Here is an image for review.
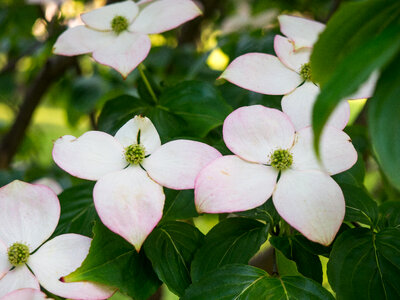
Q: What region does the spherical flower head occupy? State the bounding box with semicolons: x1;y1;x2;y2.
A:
7;242;30;266
111;15;129;34
300;63;312;81
125;144;146;165
270;149;293;170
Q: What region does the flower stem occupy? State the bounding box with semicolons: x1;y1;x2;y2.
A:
138;64;158;104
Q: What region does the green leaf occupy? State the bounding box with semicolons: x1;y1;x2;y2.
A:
334;171;378;227
328;227;400;299
98;81;231;141
97;95;151;135
143;221;204;296
291;235;332;257
369;53;400;191
191;218;269;282
312;24;400;154
311;0;400;85
161;188;198;222
235;199;280;226
340;183;378;226
270;236;322;283
65;221;161;300
159;81;232;137
379;201;400;229
54;182;96;237
183;264;334;300
275;248;301;277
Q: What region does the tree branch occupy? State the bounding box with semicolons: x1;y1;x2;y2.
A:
0;56;76;169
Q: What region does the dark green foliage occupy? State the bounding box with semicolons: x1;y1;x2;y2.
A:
270;235;323;283
65;221;161;300
191;218;269;282
144;221;204;296
328;228;400;299
184;264;334;300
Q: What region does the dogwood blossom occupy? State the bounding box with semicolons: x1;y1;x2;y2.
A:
220;15;378;130
53;0;202;77
0;181;113;299
195;105;357;245
52;115;221;250
1;288;48;300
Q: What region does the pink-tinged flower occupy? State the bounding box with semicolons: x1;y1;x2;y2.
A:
195;105;357;245
220;15;378;129
52;116;221;250
1;288;48;300
0;181;113;299
53;0;202;77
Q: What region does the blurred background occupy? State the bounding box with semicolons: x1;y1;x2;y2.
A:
0;0;394;299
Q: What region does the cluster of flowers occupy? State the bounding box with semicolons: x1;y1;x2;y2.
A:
1;0;377;298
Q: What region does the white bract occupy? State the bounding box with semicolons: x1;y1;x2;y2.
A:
195;105;357;245
53;0;202;77
52;116;221;250
220;15;378;130
0;181;113;299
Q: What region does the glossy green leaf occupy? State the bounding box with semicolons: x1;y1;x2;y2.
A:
369;53;400;191
333;171;378;227
341;183;378;226
312;24;400;154
235;199;280;226
98;81;231;141
275;248;301;277
183;264;334;300
291;235;332;257
159;80;232;137
191;218;269;282
161;188;198;222
311;0;400;85
65;221;161;300
53;182;96;237
97;95;150;135
328;227;400;299
143;221;204;296
270;236;322;283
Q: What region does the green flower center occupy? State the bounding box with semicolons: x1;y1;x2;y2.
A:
111;16;129;34
300;63;312;81
270;149;293;171
8;243;30;266
125;144;146;165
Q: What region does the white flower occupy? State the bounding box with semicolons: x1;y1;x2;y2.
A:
195;105;357;245
220;15;378;131
0;181;113;299
53;0;202;77
52;116;221;250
